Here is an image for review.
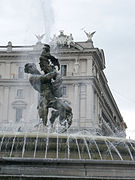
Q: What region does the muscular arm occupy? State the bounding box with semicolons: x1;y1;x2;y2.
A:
40;71;57;83
29;71;57;92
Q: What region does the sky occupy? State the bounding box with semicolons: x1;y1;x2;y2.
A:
0;0;135;138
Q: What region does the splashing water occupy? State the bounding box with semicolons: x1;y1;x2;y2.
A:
0;132;135;161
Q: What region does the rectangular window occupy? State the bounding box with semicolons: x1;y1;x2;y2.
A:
17;89;23;98
62;86;67;96
80;59;86;75
61;65;67;76
16;108;23;122
18;67;24;79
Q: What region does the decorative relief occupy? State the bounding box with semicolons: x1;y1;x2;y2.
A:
12;100;27;109
50;31;74;49
73;60;80;75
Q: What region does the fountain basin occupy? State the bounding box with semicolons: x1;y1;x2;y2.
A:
0;132;135;161
0;132;135;179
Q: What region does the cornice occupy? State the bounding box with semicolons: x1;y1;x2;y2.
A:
92;48;105;70
63;76;92;80
0;48;97;56
104;82;123;121
0;79;30;86
52;48;96;55
91;75;124;123
98;76;123;121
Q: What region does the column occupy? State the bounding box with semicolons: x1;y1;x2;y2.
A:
0;86;3;122
3;86;9;122
87;57;93;76
94;92;99;125
73;83;79;129
86;82;94;128
5;63;10;79
79;84;86;129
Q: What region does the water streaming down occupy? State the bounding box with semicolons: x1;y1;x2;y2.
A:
34;132;39;158
0;132;135;161
22;134;27;158
56;133;59;159
44;131;50;159
56;122;59;159
9;134;16;157
129;141;135;154
0;134;5;152
5;137;10;156
67;135;70;159
104;139;114;160
83;137;91;159
123;142;134;161
92;137;102;160
105;139;123;161
75;136;81;159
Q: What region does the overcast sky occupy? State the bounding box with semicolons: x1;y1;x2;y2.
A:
0;0;135;138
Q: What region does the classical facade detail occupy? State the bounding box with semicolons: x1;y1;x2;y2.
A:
12;100;27;109
50;31;74;49
7;41;12;52
0;34;127;136
73;60;80;75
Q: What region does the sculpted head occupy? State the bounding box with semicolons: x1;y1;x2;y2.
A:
24;63;40;75
43;44;50;53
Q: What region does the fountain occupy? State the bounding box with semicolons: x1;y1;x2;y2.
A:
0;33;135;180
0;132;135;179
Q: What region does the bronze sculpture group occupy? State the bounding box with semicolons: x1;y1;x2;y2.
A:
24;44;72;132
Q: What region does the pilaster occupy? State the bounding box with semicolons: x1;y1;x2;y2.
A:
87;57;93;76
72;83;80;129
86;82;94;128
3;86;10;122
5;63;10;79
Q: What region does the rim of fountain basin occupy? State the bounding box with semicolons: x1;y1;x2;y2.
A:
0;131;134;143
0;131;135;162
1;157;135;179
1;156;135;164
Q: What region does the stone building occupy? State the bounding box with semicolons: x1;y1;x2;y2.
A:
0;31;127;136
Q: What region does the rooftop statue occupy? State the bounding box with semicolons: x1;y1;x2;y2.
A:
24;44;73;132
50;31;74;49
84;30;96;41
35;33;45;43
66;33;74;48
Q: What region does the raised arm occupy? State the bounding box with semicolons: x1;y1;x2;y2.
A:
40;71;57;83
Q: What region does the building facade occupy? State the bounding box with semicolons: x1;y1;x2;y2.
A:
0;32;127;136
